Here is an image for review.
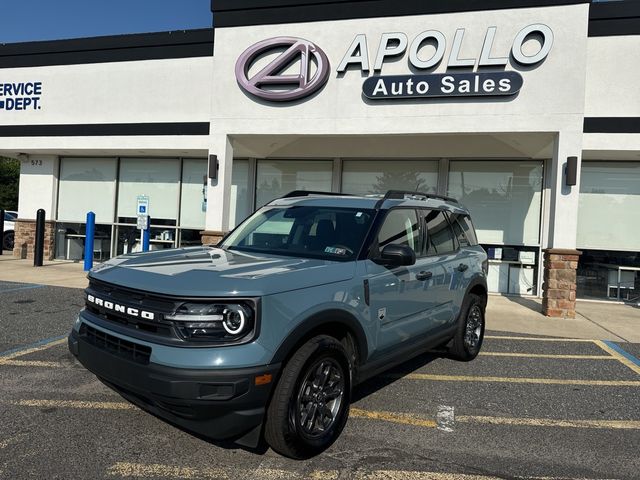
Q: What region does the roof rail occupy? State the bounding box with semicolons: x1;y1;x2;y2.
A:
279;190;352;199
373;190;459;209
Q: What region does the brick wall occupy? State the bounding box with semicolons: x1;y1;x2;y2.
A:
542;248;582;318
13;219;56;261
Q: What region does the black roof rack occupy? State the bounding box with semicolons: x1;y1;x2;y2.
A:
279;190;353;199
373;190;459;209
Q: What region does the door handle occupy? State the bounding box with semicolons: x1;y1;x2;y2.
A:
457;263;469;272
416;271;433;281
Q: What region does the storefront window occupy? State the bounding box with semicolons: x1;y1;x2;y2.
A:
577;162;640;252
255;160;333;208
58;158;117;223
576;162;640;302
117;158;180;224
179;159;207;229
447;161;543;246
342;160;439;196
231;159;250;228
448;161;543;295
54;222;112;261
577;249;640;302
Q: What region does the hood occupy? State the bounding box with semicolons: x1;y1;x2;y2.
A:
88;246;356;297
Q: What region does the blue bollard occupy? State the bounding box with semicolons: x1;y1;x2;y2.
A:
84;211;95;271
142;217;150;252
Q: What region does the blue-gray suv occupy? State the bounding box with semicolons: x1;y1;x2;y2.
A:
69;190;488;458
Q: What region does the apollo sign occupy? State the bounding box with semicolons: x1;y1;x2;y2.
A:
235;24;553;102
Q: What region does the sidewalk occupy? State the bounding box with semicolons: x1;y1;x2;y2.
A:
0;256;88;289
487;295;640;343
1;256;639;342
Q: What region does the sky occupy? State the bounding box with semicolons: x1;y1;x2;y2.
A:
0;0;212;44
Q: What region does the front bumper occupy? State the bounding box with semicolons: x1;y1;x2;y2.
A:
68;328;280;442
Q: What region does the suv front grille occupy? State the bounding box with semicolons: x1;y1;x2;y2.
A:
80;324;151;365
85;279;178;339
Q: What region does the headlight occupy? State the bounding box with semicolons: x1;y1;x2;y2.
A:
165;302;256;343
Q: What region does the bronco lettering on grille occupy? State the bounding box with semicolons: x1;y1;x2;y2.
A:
87;294;155;320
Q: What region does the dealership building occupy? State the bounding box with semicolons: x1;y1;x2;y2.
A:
1;0;638;316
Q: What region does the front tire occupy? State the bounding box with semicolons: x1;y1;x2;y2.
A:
264;335;351;459
448;293;485;361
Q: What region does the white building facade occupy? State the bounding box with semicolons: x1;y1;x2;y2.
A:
1;1;638;315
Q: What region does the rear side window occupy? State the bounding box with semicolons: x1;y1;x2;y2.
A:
423;210;456;255
448;213;479;246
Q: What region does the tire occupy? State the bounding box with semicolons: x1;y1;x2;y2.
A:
264;335;352;459
3;231;14;251
448;293;486;361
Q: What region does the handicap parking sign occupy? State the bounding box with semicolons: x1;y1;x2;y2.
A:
136;195;150;229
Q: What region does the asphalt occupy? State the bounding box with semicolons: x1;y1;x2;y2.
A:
1;282;639;480
0;281;84;352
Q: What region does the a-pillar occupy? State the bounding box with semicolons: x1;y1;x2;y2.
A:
201;135;234;245
542;131;583;318
13;155;59;260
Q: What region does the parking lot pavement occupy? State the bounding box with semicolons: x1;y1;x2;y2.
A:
1;284;639;480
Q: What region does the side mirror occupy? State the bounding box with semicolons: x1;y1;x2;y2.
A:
377;244;416;267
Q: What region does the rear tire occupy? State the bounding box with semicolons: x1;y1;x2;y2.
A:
448;293;485;361
3;231;14;251
264;335;351;459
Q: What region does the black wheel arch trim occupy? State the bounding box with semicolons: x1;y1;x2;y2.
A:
464;275;488;305
270;309;369;366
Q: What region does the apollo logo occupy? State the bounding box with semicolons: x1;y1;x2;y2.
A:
235;37;330;102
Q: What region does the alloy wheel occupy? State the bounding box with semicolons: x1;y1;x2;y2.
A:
464;304;483;351
294;358;345;437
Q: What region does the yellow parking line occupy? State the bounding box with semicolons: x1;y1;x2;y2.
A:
12;399;136;410
351;408;640;432
106;463;341;480
484;336;593;343
592;340;640;376
393;373;640;387
107;464;512;480
351;407;437;428
354;471;504;480
457;415;640;430
356;472;616;480
0;359;64;368
480;352;614;360
0;338;66;361
107;462;228;479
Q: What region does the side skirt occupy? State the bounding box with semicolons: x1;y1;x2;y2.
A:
355;326;457;384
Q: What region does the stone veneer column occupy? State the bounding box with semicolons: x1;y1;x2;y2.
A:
542;248;582;318
200;230;226;246
13;219;56;261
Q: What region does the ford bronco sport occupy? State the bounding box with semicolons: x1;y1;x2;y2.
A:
69;190;488;459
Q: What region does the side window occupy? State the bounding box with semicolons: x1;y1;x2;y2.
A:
424;210;456;255
458;215;478;245
447;213;470;247
378;209;421;253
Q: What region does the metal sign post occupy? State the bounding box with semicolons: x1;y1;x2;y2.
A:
136;195;150;253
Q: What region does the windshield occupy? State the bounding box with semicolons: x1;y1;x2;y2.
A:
220;205;375;261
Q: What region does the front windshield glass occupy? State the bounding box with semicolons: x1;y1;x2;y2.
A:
220;205;376;261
